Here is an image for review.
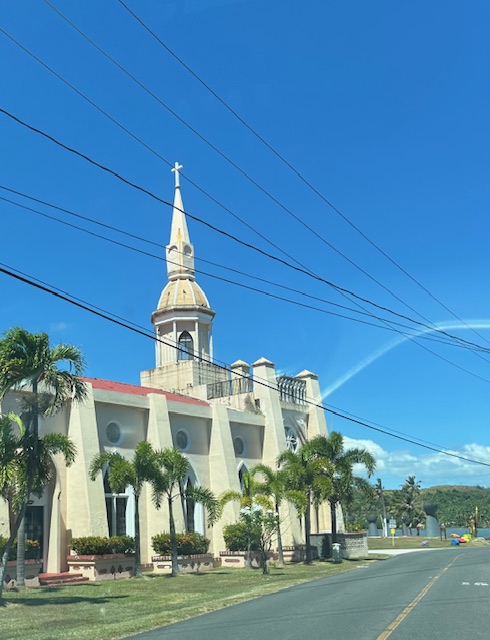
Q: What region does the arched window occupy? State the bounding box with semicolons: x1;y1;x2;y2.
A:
104;469;134;536
238;464;249;492
178;331;194;361
184;477;195;533
181;467;204;534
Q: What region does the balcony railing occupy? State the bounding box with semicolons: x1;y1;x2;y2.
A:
207;376;253;400
277;376;307;405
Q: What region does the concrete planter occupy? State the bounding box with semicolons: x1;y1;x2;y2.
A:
2;559;43;589
151;554;217;574
67;554;135;581
281;545;318;563
219;550;275;568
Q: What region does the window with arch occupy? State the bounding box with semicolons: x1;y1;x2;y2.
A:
104;469;134;536
180;467;204;535
238;464;249;492
182;477;196;533
178;331;194;360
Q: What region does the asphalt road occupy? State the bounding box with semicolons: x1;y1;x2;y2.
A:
128;547;490;640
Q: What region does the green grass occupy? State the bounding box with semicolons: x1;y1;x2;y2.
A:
0;560;369;639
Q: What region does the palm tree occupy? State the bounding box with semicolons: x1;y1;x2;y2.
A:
0;327;86;587
375;478;388;537
151;448;219;575
310;432;376;544
219;470;269;566
250;464;289;564
0;413;76;601
277;437;333;564
89;441;161;577
393;476;423;534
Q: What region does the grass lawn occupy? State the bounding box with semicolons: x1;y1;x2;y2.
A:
0;560;370;639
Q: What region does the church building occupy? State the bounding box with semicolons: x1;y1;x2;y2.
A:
0;163;331;573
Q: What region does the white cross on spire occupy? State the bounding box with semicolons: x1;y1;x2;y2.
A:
171;161;183;188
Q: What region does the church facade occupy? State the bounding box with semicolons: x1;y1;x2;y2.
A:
0;164;332;573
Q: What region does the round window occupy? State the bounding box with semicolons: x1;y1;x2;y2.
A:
176;430;190;451
106;422;122;444
234;437;245;456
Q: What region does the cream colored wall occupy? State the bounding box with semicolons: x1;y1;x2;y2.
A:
95;402;146;453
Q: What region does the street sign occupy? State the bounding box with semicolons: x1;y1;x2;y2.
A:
389;519;396;528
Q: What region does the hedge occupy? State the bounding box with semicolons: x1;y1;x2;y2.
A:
0;536;41;560
152;532;210;556
70;535;135;555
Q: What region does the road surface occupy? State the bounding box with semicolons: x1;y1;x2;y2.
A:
127;547;490;640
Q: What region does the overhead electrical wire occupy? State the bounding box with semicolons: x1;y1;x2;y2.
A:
36;2;479;345
2;106;489;362
1;260;490;470
2;187;483;354
5;19;490;375
114;0;490;351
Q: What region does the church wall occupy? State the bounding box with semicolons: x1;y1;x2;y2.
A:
94;402;147;453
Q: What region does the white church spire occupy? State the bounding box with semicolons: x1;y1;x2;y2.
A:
166;162;195;281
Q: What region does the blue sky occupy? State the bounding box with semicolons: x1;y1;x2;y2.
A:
2;0;490;490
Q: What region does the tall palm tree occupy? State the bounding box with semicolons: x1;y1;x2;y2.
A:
151;448;219;575
393;476;423;534
0;413;76;601
310;432;376;544
250;464;289;564
0;327;86;587
277;438;333;564
89;441;161;577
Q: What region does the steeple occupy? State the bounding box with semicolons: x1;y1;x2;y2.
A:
167;162;195;281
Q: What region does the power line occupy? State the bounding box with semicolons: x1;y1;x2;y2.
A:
37;1;476;344
5;20;490;376
1;259;490;470
3;187;483;355
2;106;489;360
115;0;490;351
0;26;311;276
5;184;490;361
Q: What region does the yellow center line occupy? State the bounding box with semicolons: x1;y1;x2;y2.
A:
376;555;461;640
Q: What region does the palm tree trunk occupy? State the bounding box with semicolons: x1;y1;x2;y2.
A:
304;493;312;564
16;516;26;588
330;499;338;545
17;381;39;587
168;494;179;576
0;500;28;601
275;502;284;565
134;494;142;577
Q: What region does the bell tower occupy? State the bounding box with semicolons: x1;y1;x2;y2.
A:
141;163;226;394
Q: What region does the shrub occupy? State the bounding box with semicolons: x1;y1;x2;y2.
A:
152;532;210;556
70;535;135;555
0;536;41;560
222;522;260;552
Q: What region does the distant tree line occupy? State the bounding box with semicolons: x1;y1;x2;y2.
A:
346;479;490;530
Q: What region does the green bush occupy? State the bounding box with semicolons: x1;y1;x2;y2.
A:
0;536;41;560
152;532;210;556
70;535;135;555
222;522;260;552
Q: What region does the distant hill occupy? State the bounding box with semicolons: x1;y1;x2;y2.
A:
420;485;490;527
348;484;490;529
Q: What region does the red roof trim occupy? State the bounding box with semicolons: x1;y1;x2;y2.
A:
82;377;208;407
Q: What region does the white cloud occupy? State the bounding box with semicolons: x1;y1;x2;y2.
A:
343;436;490;489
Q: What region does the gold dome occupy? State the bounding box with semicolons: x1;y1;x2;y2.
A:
157;278;210;310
